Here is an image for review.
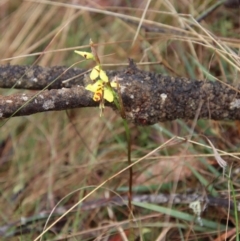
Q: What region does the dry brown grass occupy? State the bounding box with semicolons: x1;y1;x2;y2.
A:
0;0;239;240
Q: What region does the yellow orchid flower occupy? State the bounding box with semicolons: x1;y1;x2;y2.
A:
85;79;116;102
75;50;108;82
90;65;109;82
74;42;119;117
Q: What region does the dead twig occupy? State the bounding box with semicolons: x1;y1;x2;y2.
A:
0;62;240;125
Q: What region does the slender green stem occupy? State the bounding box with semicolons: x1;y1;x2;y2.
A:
230;179;239;241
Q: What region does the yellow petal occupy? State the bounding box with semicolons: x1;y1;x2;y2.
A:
90;65;100;80
74;50;94;60
85;84;95;93
86;80;104;102
110;82;117;88
85;80;103;92
103;88;114;102
99;70;108;82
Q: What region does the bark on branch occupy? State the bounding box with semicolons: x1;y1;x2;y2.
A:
0;62;240;125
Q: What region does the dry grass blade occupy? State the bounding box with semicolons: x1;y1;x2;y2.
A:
0;1;240;240
34;137;176;241
206;137;227;174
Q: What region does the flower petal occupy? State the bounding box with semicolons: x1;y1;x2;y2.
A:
85;84;96;93
103;87;114;102
74;50;94;60
110;82;117;88
90;65;100;80
99;70;108;82
85;80;103;92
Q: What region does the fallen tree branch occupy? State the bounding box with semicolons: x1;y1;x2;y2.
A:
0;61;240;125
0;87;97;118
0;192;238;238
0;64;117;90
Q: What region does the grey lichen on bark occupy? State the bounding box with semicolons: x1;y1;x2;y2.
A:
0;87;96;118
0;61;240;125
